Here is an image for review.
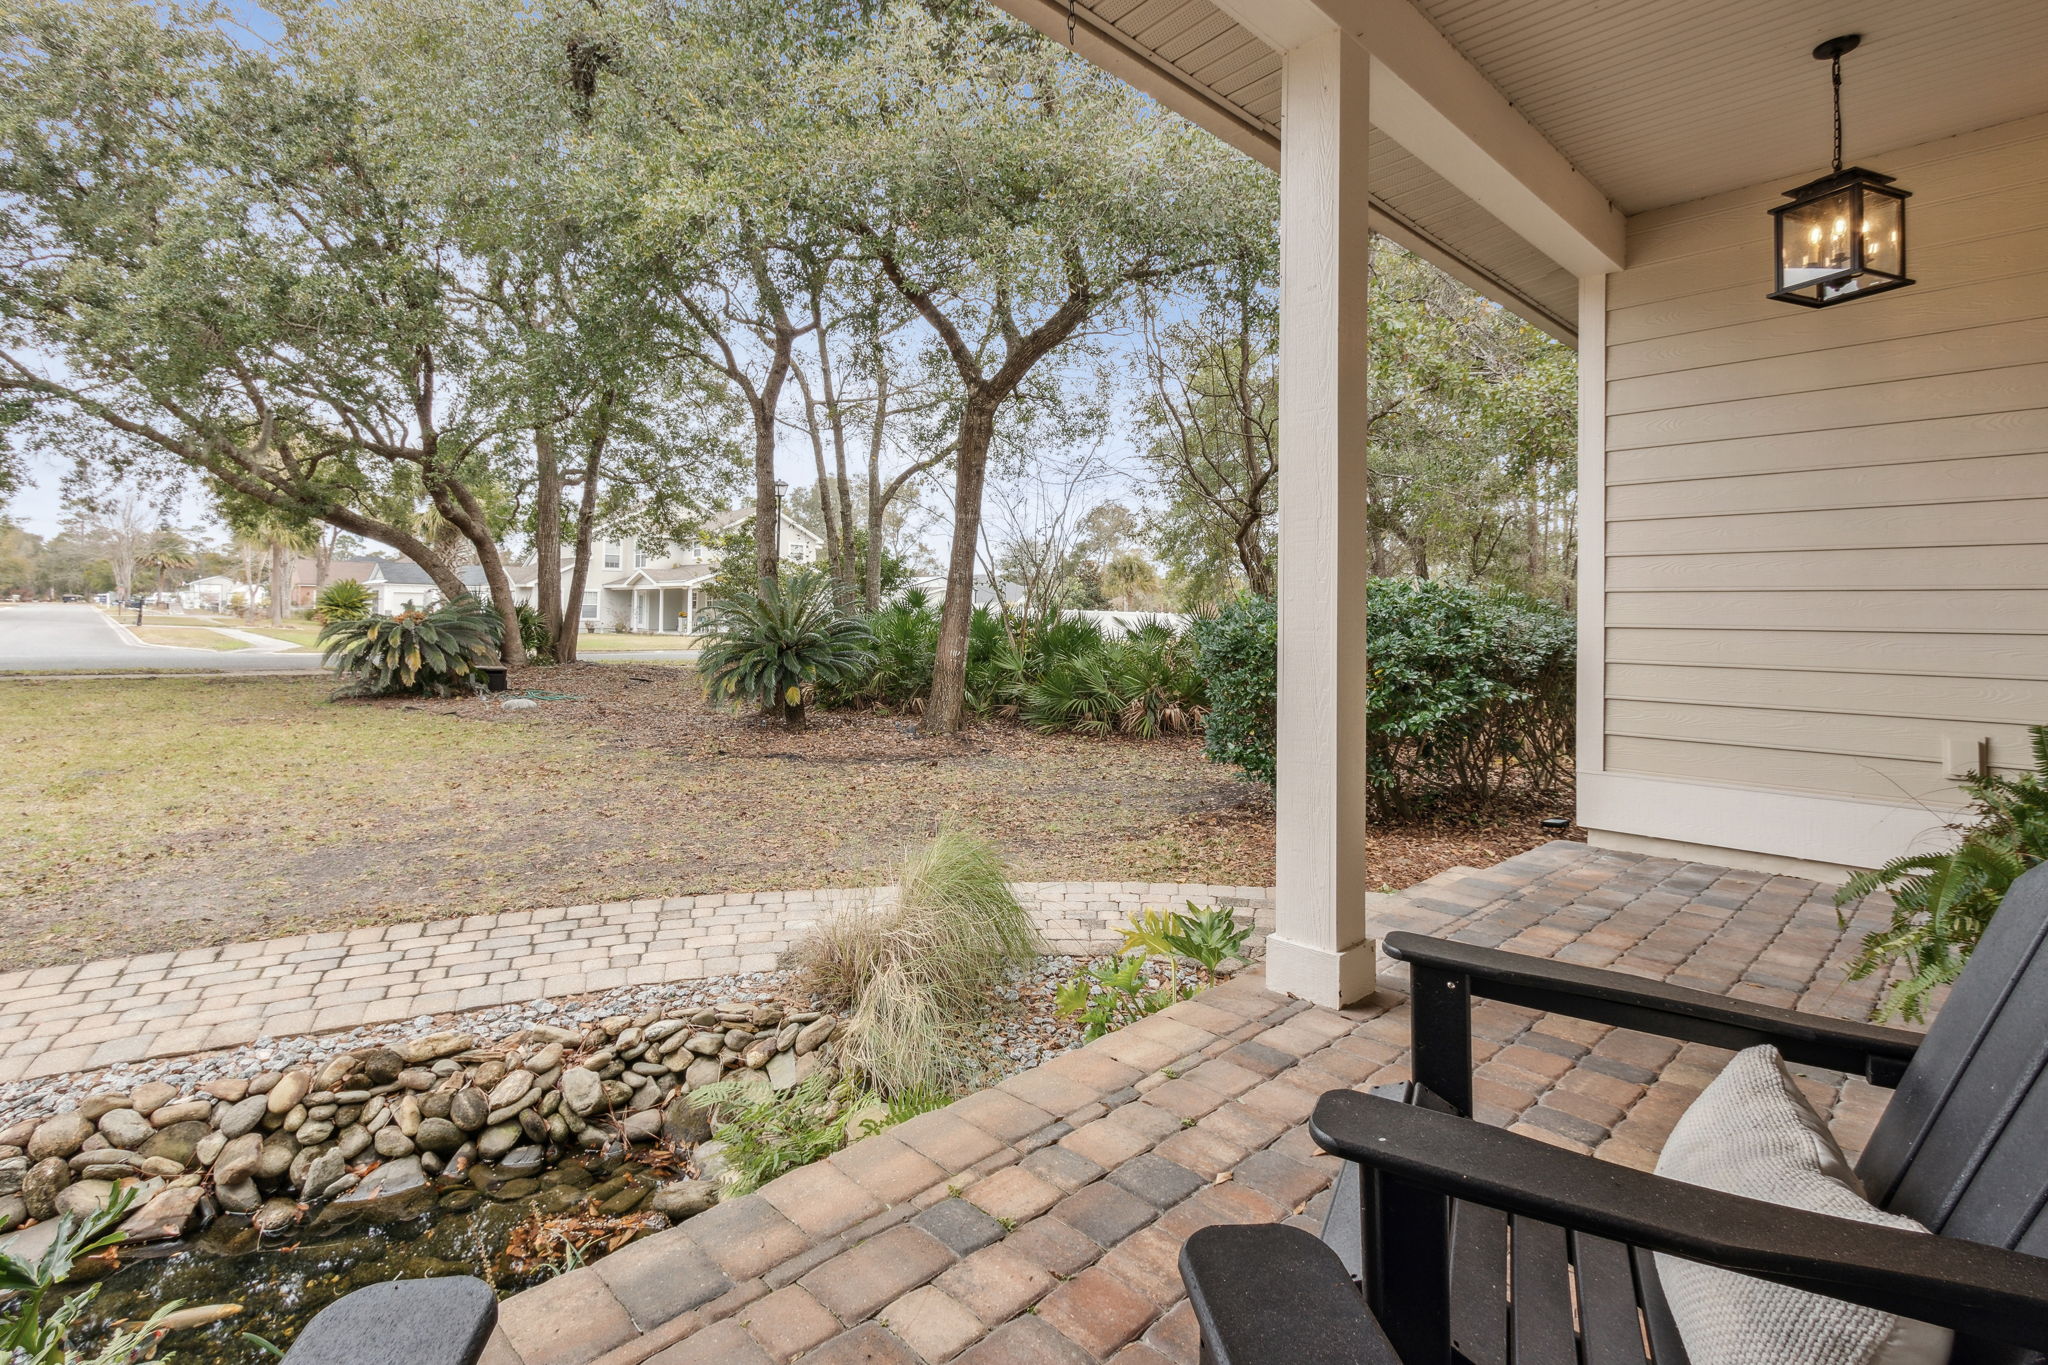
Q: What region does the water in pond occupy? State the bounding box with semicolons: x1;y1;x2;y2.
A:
67;1157;662;1364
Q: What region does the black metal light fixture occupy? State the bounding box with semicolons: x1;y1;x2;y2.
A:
1769;34;1912;307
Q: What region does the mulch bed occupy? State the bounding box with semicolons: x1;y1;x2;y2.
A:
425;662;1580;894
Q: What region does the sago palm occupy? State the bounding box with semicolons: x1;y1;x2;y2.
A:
698;572;873;728
319;594;499;697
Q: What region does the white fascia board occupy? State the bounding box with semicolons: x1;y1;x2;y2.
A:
1211;0;1626;274
988;0;1280;166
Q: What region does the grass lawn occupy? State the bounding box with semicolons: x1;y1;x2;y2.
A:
237;626;323;649
131;627;251;651
109;611;235;628
0;668;1276;970
0;666;1573;972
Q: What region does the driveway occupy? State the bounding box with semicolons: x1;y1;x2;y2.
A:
0;603;326;674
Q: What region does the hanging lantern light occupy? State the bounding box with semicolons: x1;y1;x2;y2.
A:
1769;35;1913;307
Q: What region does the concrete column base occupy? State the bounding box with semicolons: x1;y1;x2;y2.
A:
1263;933;1378;1009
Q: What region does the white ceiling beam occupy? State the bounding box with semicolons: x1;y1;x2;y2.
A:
1209;0;1626;274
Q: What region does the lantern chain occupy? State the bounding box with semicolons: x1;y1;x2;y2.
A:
1067;0;1078;47
1835;47;1851;171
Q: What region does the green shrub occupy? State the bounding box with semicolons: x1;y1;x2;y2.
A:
697;570;873;728
313;577;372;623
815;595;1206;738
1104;621;1206;739
318;594;499;697
1837;725;2048;1022
1366;577;1574;813
1191;582;1574;811
829;590;938;709
793;830;1043;1096
515;603;552;664
1190;593;1276;785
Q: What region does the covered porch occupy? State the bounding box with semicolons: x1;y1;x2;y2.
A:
984;0;2048;1010
615;570;711;636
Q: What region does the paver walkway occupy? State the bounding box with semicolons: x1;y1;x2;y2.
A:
481;841;1904;1365
0;882;1275;1083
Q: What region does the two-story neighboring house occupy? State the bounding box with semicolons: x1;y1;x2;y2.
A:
506;504;826;634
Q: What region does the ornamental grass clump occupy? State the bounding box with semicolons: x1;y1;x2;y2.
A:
317;593;499;698
793;830;1043;1097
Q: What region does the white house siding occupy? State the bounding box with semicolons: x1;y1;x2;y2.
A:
1578;111;2048;874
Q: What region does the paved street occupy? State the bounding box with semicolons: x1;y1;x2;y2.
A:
0;602;325;673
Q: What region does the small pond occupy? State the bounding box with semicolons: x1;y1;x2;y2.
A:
70;1155;665;1363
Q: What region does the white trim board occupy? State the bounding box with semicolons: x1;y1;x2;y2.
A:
1574;272;1608;778
1578;770;1964;873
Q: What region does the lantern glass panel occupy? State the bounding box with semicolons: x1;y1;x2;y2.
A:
1778;188;1857;289
1859;190;1905;278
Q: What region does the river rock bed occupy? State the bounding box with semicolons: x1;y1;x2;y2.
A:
0;956;1104;1255
0;994;847;1252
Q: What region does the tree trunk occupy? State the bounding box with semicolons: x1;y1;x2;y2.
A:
533;424;566;663
864;371;892;611
1240;525;1274;596
922;394;996;736
813;316;858;598
268;540;287;625
427;476;525;667
471;537;525;668
749;329;798;589
795;364;843;578
558;410;608;666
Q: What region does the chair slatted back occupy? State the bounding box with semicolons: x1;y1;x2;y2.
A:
1856;859;2048;1259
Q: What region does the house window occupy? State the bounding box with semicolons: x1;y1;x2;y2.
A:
581;602;598;620
635;546;648;568
603;541;621;569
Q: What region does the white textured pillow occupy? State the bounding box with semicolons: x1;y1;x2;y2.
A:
1653;1045;1952;1365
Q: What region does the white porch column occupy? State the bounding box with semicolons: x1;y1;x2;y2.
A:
1266;25;1375;1008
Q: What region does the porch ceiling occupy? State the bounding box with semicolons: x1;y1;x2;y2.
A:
994;0;2048;340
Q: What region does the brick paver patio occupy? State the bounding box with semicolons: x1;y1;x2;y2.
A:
479;840;1903;1365
0;882;1276;1082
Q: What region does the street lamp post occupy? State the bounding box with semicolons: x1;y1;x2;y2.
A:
773;479;787;572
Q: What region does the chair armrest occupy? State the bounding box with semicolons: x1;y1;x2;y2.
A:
1384;931;1921;1085
1311;1089;2048;1351
1179;1224;1402;1365
281;1277;497;1365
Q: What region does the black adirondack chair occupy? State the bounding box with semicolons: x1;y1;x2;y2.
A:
1181;860;2048;1365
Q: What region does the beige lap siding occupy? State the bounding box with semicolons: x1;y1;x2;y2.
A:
1583;110;2048;866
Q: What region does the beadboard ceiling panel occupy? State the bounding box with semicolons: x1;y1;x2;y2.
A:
1415;0;2048;215
992;0;2048;338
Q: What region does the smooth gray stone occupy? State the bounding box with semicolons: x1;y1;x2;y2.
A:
279;1276;495;1365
